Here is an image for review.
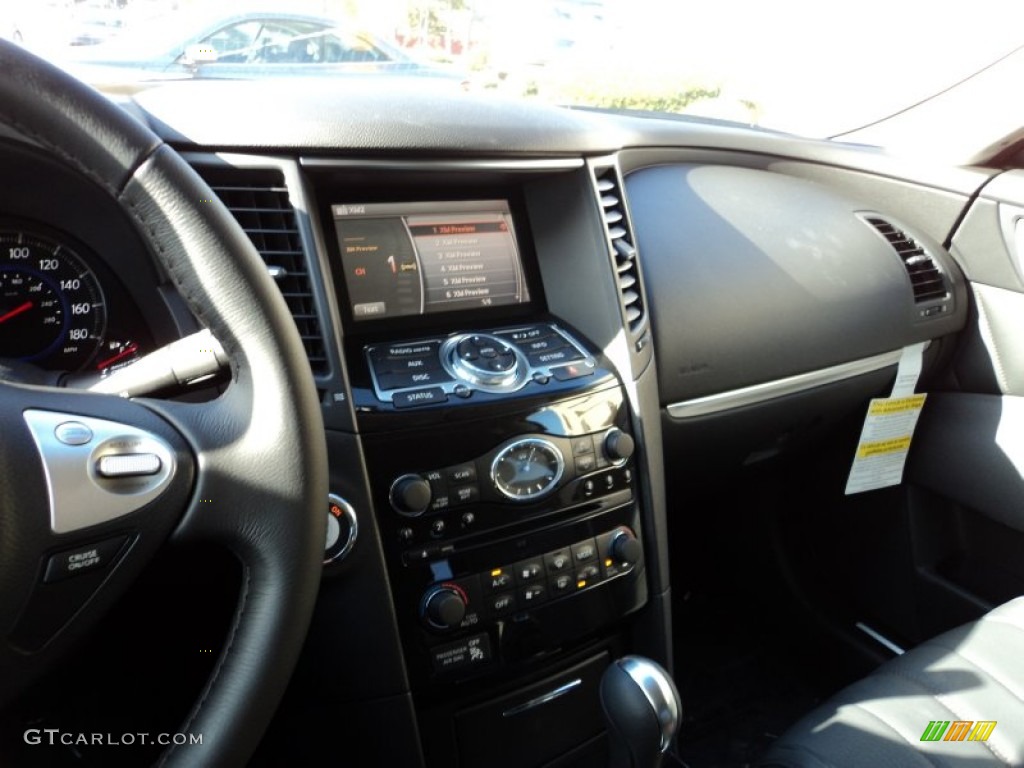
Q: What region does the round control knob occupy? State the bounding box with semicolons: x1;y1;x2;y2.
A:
603;428;635;464
421;585;467;631
390;474;432;517
610;528;642;567
441;333;529;393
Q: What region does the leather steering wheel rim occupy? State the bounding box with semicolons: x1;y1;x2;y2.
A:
0;41;327;767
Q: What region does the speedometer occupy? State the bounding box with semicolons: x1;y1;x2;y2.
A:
0;229;106;371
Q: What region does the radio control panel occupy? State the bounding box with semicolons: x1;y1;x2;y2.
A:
364;323;597;407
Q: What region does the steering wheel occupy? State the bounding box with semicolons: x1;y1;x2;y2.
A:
0;41;327;766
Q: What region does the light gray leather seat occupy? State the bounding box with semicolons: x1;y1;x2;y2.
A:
761;597;1024;767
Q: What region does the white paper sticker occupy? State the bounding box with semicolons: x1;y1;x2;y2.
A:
845;343;928;495
890;341;925;398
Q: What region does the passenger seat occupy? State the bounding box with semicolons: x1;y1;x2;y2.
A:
761;597;1024;766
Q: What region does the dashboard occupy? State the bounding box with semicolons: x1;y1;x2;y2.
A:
0;74;997;768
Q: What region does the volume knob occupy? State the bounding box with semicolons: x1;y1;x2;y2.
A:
390;474;432;517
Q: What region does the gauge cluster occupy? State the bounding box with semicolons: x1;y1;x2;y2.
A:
0;142;181;380
0;223;153;375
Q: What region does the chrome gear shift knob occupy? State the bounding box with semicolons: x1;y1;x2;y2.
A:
600;655;681;768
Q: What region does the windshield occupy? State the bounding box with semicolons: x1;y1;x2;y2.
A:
6;0;1024;158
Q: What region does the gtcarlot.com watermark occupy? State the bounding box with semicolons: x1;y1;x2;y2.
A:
24;729;202;747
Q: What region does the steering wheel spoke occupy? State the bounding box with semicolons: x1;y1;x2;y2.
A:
0;40;327;768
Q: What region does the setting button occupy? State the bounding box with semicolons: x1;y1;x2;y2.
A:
54;421;93;446
545;549;572;573
571;539;598;565
528;348;579;368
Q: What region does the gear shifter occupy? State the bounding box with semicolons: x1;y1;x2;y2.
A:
600;656;681;768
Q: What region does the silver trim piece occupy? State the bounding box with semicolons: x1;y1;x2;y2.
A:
617;656;681;753
855;621;906;656
324;494;358;564
502;679;583;717
441;332;530;392
23;410;176;534
666;348;907;420
301;157;585;172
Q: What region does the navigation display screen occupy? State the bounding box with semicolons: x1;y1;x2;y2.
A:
333;200;531;321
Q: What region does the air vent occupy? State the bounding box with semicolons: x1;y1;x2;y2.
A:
198;168;328;375
865;216;948;303
594;166;647;336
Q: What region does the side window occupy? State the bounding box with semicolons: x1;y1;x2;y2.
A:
201;21;262;63
310;31;392;63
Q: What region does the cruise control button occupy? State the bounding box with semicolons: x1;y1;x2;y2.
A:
392;388;448;408
43;536;129;583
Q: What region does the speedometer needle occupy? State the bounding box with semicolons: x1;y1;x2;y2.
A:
0;301;32;324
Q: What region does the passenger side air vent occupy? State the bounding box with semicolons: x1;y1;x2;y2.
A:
198;169;328;375
865;216;948;303
594;166;647;337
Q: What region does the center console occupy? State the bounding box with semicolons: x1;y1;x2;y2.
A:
316;177;651;766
